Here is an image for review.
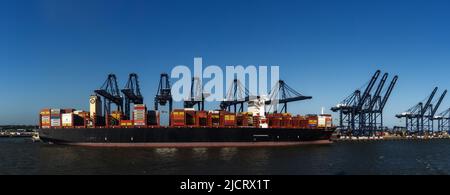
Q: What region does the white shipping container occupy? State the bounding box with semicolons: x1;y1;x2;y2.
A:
51;109;61;114
318;115;332;128
51;119;61;127
74;110;84;114
41;116;50;123
62;113;73;126
318;116;326;127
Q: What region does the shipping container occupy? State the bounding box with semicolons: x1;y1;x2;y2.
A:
51;118;61;127
134;104;147;110
171;109;185;127
223;113;236;126
267;113;283;128
41;115;51;124
318;114;333;128
62;108;75;114
51;109;61;114
74;110;85;115
40;109;51;115
237;112;254;127
147;110;159;126
307;115;318;128
196;111;208;127
185;110;196;126
133;104;147;125
62;113;73;127
209;111;221;127
120;120;133;127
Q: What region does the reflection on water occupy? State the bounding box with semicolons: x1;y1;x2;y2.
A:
154;148;178;158
219;148;238;161
2;138;450;175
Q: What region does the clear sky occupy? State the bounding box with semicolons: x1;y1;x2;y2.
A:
2;0;450;126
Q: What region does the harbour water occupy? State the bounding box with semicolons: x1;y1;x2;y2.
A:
1;137;450;175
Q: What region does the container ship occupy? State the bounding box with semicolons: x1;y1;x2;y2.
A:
39;73;336;147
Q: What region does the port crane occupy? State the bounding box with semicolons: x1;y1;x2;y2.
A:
121;73;144;119
332;70;398;136
396;87;447;134
184;77;209;111
220;79;312;114
435;108;450;132
331;70;381;135
220;79;250;112
372;75;398;131
95;74;123;117
154;73;173;112
362;74;398;134
424;89;447;133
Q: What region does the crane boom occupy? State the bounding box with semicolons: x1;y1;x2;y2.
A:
421;87;438;116
379;75;398;111
94;74;123;114
357;70;381;110
431;90;447;117
368;73;388;110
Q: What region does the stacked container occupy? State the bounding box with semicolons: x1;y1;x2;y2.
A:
281;113;292;128
196;111;208;127
40;109;51;128
208;111;220;127
133;104;147;126
184;108;196;126
171;109;186;127
62;113;73;127
74;111;89;127
50;109;62;128
237;112;254;127
147;110;159;126
267;113;282;128
318;114;333;128
110;111;123;126
120;120;133;127
223;112;236;127
307;114;319;128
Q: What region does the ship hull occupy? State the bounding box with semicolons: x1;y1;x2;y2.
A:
39;127;335;147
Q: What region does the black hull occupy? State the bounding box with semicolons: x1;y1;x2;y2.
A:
39;127;335;147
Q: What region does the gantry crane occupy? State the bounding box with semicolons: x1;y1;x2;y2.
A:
396;87;447;134
121;73;144;119
95;74;123;116
423;89;447;133
184;77;209;110
331;70;381;135
435;108;450;132
332;70;398;136
154;73;173;112
220;79;250;112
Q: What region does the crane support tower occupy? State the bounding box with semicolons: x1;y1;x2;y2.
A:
121;73;144;119
154;73;173;112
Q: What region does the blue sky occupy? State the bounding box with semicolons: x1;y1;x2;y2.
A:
2;0;450;126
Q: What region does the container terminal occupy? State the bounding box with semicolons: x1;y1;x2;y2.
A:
332;70;450;141
38;73;335;147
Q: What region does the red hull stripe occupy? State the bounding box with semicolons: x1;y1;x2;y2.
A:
66;141;333;148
